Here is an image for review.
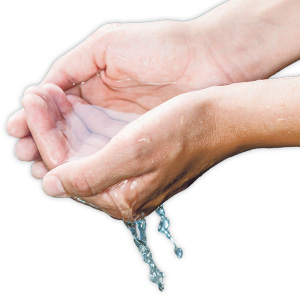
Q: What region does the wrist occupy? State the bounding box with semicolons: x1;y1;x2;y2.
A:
213;78;300;153
185;0;300;85
186;87;242;162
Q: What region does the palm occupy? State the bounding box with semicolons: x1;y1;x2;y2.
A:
44;21;226;114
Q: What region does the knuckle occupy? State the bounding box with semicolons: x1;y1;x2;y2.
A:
51;56;65;72
90;23;122;40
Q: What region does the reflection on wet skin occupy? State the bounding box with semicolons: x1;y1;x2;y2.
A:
61;101;182;291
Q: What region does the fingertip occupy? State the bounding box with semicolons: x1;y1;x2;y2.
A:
31;161;48;179
43;174;67;197
22;93;49;118
22;93;38;107
42;82;62;91
6;114;18;136
15;137;40;161
24;85;38;95
6;109;30;138
43;83;73;115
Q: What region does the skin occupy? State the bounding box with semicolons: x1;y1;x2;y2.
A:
6;0;300;220
21;77;300;221
8;0;300;175
21;83;226;220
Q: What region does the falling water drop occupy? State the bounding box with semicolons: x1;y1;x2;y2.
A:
125;218;165;291
72;201;182;290
156;205;183;258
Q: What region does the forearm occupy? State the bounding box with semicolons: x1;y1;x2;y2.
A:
186;0;300;84
214;77;300;152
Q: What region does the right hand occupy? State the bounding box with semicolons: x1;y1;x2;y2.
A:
20;84;238;220
7;19;236;178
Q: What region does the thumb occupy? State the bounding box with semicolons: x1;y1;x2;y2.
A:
42;135;143;198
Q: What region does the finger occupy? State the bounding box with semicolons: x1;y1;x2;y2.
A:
41;131;150;198
41;83;80;151
7;109;30;138
91;174;155;220
15;136;40;161
42;85;110;152
24;86;62;122
31;160;48;179
85;179;140;220
22;93;70;169
42;83;73;115
40;32;106;90
77;171;159;220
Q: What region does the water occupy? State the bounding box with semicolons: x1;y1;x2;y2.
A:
156;205;183;258
61;102;183;290
125;218;165;291
125;205;183;291
72;197;182;291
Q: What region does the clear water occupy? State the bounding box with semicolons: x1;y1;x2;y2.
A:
156;205;183;258
125;205;183;291
125;218;165;291
73;196;182;291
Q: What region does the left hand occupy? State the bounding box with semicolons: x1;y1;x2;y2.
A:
22;85;237;220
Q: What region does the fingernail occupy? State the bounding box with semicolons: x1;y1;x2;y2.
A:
43;175;66;197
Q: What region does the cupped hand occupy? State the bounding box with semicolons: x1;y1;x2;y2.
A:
7;19;236;172
13;84;140;178
22;84;237;220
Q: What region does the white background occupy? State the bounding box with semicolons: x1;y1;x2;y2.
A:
1;0;300;299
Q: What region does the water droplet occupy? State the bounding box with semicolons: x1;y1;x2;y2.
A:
115;78;131;83
130;180;137;190
175;247;183;258
156;205;183;259
125;218;165;291
113;190;118;200
180;114;185;125
144;56;150;66
137;135;151;144
120;180;128;191
56;120;66;131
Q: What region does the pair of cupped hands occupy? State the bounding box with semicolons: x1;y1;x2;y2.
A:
7;21;249;220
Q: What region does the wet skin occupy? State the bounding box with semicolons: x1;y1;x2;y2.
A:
8;1;300;180
13;77;300;221
7;1;300;219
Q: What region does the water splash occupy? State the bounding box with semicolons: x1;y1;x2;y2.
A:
156;205;183;258
125;218;165;291
71;199;182;291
